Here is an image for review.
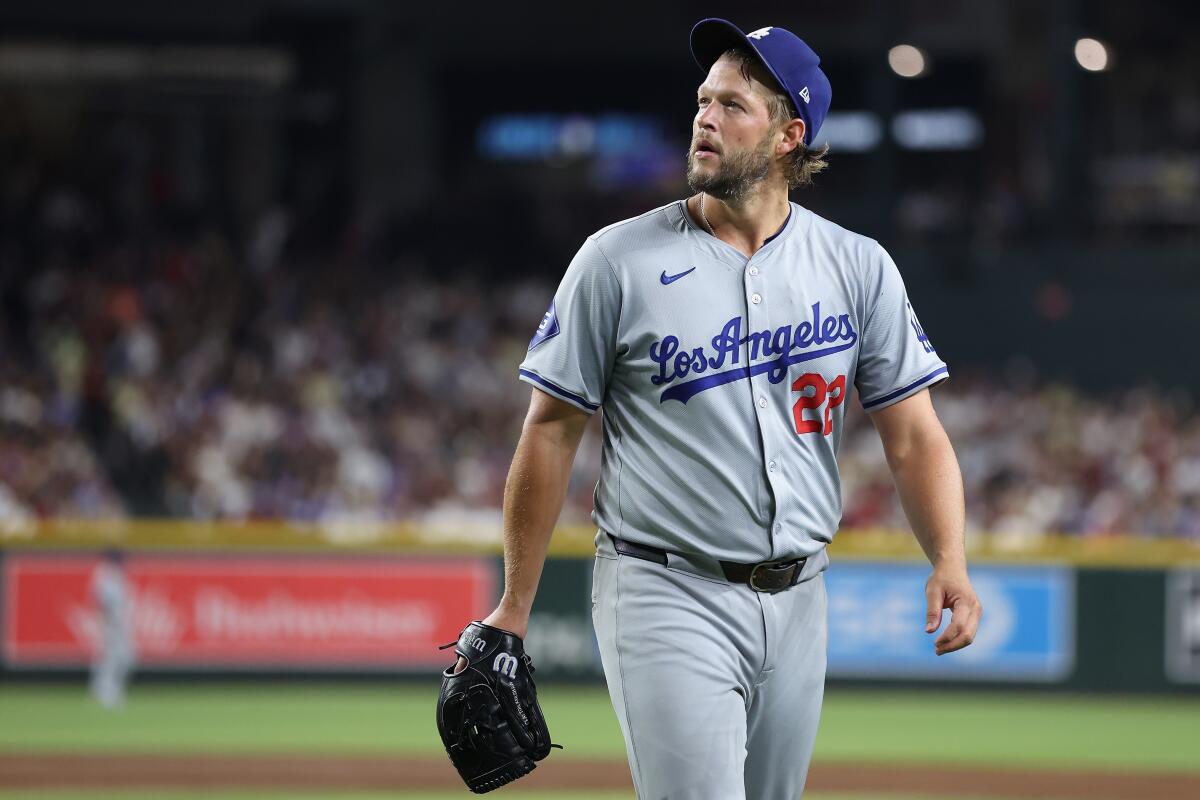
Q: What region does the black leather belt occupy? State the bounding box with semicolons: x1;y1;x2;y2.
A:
607;534;806;594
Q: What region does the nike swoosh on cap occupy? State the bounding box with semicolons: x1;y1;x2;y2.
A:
660;267;697;285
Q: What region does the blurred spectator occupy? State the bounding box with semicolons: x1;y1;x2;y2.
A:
0;368;123;524
839;376;1200;541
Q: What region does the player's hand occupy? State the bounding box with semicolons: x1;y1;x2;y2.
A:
482;604;530;640
452;605;531;674
924;567;982;656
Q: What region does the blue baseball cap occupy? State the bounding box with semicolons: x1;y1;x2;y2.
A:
690;18;832;146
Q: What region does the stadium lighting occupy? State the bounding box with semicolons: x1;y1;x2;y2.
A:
1074;38;1110;72
892;109;983;150
813;111;884;152
887;45;928;78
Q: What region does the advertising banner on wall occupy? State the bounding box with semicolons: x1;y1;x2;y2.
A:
506;558;1079;683
525;558;1077;683
826;562;1074;681
2;553;495;670
1166;570;1200;683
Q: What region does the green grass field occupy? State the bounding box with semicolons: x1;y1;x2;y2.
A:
2;682;1198;799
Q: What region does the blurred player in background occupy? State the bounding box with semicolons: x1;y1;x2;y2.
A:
89;549;136;709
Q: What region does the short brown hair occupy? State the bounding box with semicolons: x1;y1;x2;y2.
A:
722;48;830;188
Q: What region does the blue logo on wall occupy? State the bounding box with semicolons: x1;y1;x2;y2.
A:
529;300;561;350
825;563;1074;682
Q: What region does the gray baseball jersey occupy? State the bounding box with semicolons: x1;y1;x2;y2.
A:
90;561;136;709
519;198;947;566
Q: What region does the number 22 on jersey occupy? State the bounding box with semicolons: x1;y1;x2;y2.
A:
791;372;846;436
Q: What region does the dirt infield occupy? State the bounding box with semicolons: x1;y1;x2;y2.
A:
2;754;1199;798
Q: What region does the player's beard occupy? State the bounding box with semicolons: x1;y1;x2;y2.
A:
686;133;774;205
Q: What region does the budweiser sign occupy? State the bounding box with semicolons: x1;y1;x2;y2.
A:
2;554;495;668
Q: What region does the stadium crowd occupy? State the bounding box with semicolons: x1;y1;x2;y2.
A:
2;99;1198;541
3;213;1199;539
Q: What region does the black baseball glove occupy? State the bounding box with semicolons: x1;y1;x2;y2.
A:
436;621;559;793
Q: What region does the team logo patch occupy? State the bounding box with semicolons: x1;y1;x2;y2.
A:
907;301;935;354
528;300;561;350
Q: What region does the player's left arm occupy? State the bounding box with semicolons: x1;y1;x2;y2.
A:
868;388;982;655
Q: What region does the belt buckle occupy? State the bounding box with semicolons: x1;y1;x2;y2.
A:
748;560;794;593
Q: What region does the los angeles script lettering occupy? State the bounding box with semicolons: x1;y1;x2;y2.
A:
650;302;857;387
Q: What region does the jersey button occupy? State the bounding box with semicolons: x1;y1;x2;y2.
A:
757;396;767;408
768;460;777;471
749;266;759;276
751;293;762;304
774;523;782;533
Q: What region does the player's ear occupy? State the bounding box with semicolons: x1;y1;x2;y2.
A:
778;118;805;157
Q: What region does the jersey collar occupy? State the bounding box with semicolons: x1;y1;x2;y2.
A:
762;206;793;246
677;199;799;266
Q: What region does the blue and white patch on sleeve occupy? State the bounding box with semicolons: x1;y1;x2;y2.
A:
907;301;936;354
528;300;561;350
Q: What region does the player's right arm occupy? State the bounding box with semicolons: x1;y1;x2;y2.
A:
478;235;619;643
481;388;592;639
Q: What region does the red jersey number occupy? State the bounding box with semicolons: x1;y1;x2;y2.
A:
791;373;847;436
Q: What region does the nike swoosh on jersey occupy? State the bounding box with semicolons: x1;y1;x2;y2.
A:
660;267;697;285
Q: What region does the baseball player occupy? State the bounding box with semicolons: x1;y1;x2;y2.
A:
89;548;136;709
473;18;982;798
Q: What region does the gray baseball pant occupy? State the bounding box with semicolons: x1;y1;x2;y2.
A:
591;533;828;799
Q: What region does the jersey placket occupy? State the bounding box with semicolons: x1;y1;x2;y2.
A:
744;256;785;557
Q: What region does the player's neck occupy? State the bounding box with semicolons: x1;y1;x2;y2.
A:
695;187;791;258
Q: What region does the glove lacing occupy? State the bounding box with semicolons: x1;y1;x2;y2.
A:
457;693;501;753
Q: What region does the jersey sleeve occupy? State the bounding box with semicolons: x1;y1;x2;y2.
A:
518;237;620;415
854;243;949;412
